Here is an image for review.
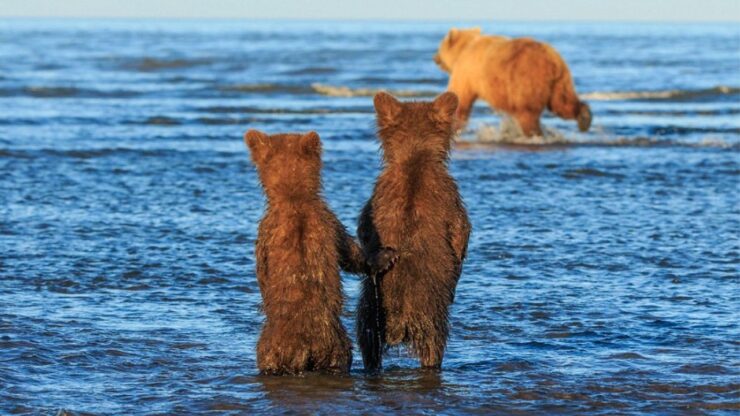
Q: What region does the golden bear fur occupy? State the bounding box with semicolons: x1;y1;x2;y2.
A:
434;27;592;137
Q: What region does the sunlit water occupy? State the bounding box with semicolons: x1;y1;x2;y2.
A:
0;20;738;414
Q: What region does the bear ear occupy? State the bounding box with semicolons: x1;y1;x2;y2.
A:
432;91;459;124
299;131;322;157
244;129;270;163
447;28;459;45
374;91;402;126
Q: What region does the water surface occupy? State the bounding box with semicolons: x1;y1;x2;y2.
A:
0;20;738;414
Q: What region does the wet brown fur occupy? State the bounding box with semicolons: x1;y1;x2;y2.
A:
356;92;471;370
245;130;391;375
434;28;592;136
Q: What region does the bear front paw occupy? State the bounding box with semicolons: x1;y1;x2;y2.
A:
369;247;398;275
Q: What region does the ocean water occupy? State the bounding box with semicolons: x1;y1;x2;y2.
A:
0;19;738;414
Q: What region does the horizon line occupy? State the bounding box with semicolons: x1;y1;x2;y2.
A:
1;16;739;24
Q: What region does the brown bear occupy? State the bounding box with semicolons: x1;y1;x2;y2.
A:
245;129;396;375
434;27;592;137
356;92;471;371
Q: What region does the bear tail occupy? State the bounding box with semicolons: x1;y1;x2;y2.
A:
548;65;591;131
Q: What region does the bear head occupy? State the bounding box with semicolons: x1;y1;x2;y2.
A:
434;27;482;73
373;91;459;164
244;130;323;201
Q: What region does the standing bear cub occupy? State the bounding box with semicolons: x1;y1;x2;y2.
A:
434;27;592;137
356;92;471;371
245;130;396;375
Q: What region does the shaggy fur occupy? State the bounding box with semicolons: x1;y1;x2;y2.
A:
434;27;592;137
245;130;395;375
356;92;471;370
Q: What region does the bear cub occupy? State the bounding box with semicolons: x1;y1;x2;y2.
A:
245;130;396;375
356;92;471;371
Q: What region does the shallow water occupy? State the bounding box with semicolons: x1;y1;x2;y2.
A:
0;20;738;414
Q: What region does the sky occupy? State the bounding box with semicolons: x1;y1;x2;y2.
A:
1;0;739;22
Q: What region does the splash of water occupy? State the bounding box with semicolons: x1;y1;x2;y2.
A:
470;116;568;145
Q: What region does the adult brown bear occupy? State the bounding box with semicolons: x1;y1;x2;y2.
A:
434;27;592;137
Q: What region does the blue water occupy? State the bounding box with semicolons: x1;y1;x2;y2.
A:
0;20;738;414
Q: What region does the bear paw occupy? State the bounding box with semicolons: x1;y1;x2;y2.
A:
369;247;398;276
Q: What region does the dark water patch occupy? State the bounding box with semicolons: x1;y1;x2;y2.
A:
0;86;142;99
354;75;446;85
283;66;337;75
0;147;191;160
55;409;98;416
688;402;740;411
563;168;625;179
692;383;740;394
0;149;33;159
675;364;733;375
172;342;208;350
165;75;213;84
495;360;534;372
0;339;39;349
141;116;181;126
104;348;131;357
6;405;35;414
648;125;740;136
717;169;740;175
216;83;314;95
508;388;544;401
503;274;528;280
120;57;214;72
607;352;649;360
196;116;312;125
0;118;45;126
34;62;65;70
197;105;369;115
508;341;574;351
50;148;172;159
23;86;80;98
544;331;572;339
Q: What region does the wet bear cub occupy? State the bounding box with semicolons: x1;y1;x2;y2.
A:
356;92;471;370
245;130;396;375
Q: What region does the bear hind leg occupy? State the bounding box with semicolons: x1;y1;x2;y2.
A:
320;335;353;374
512;110;543;137
257;328;311;375
408;316;448;370
577;102;592;132
414;332;447;369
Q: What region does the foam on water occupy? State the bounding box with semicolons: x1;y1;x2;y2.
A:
311;83;437;98
467;120;739;148
471;116;569;145
580;85;739;101
312;84;739;103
